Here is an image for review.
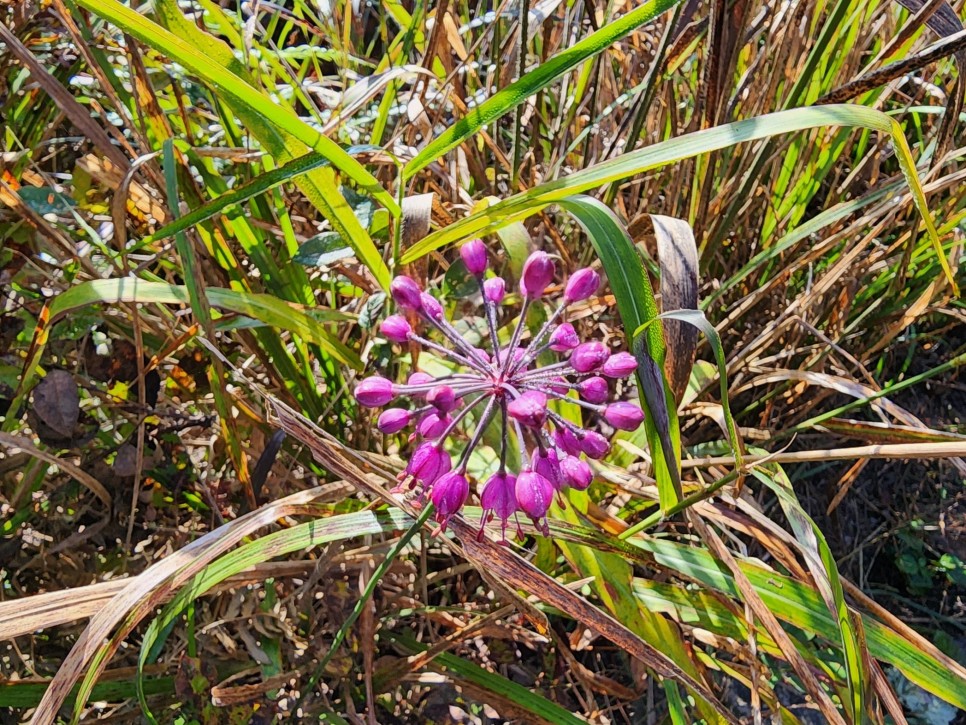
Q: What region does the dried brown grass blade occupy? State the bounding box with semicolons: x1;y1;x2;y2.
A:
0;22;130;171
29;488;329;723
682;440;966;468
453;517;742;724
686;510;847;725
0;432;111;508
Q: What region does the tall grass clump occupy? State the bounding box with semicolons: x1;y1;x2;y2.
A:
1;0;965;722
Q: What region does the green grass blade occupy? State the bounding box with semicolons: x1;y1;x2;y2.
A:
145;153;328;244
137;508;414;721
73;0;393;211
400;106;954;296
751;465;867;722
386;633;587;725
74;0;394;291
403;0;684;179
630;537;966;710
13;278;360;402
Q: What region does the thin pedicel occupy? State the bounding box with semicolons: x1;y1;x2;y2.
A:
355;241;645;540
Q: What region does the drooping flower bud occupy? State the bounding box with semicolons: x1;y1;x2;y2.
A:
377;408;411;434
460;238;488;276
418;412;450;439
520;251;554;299
380;314;412;343
407;442;451;485
354;376;395;407
473;347;491;363
578;376;609;404
601;352;637;379
579;430;610;459
554;426;582;457
560;455;593;491
480;472;517;540
604;402;645;431
564;268;600;303
420;292;444;320
390;275;422;310
507;391;548;427
431;472;469;530
570;341;609;373
515;470;554;521
549;323;579;352
534;448;562;490
427;385;457;412
483;277;506;304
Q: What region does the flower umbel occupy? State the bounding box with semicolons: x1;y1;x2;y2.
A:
355;249;644;539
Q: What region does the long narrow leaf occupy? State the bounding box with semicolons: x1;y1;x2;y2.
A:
403;0;683;178
401;105;956;295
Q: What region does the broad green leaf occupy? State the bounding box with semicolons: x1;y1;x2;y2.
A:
558;196;681;509
400;105;956;295
403;0;684;178
292;232;353;267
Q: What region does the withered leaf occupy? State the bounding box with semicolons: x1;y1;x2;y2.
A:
32;369;79;439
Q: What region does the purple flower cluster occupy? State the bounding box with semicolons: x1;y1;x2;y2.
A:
355;241;644;540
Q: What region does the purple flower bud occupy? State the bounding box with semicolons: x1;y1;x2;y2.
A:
460;238;488;276
420;292;444;320
483;277;506;304
570;341;609;373
408;372;434;387
380;314;412;343
534;448;562;490
548;376;569;395
554;426;582;457
407;442;451;485
391;275;422;310
377;408;411;434
602;352;637;379
507;390;548;427
515;470;554;521
578;376;609;404
427;385;457;412
604;402;645;431
549;323;579;352
564;268;600;303
560;455;593;491
417;412;450;439
579;430;610;459
431;471;469;530
473;347;491;363
496;347;527;369
481;472;517;539
354;375;395;407
520;251;555;299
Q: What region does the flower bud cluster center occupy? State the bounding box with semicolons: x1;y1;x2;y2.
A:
355;243;645;540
